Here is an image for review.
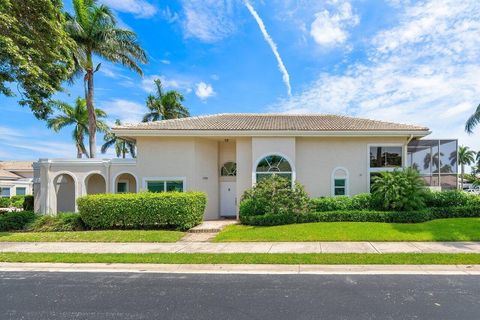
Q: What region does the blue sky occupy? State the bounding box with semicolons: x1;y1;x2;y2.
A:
2;0;480;160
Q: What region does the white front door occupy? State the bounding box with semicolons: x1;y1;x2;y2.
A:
220;182;236;217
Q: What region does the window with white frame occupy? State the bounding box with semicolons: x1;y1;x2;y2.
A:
0;187;10;197
256;155;292;182
332;168;348;196
16;187;26;196
146;180;184;193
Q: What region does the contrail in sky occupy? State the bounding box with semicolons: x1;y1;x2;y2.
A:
244;0;292;96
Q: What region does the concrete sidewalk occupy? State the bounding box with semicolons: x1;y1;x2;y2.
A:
0;241;480;254
0;262;479;275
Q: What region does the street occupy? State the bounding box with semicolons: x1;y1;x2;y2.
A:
0;272;479;319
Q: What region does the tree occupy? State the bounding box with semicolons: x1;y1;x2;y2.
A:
142;79;190;122
465;103;480;134
0;0;76;119
47;97;108;158
101;119;136;159
458;145;476;190
66;0;147;158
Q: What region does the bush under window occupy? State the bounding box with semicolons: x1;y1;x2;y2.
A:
77;192;207;231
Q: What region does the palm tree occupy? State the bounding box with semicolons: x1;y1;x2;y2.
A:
47;97;108;158
142;79;190;122
458;145;476;190
465;103;480;134
66;0;147;158
101;119;136;158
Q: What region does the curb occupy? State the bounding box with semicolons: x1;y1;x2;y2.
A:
0;263;479;275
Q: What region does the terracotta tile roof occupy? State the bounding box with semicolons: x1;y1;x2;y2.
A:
0;161;33;171
0;169;22;180
114;113;429;132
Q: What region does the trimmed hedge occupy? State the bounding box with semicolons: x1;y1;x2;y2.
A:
311;193;372;212
77;192;207;231
241;205;480;226
424;190;480;207
0;211;36;231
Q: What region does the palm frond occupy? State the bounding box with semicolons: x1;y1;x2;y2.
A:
465;104;480;134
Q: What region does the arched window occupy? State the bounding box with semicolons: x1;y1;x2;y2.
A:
256;155;292;182
221;162;237;176
331;167;349;196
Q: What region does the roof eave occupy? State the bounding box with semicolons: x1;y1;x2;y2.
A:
112;129;431;139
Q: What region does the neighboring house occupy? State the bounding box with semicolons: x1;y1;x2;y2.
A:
34;114;458;219
0;161;34;197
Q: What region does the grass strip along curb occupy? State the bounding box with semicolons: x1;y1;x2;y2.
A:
0;253;479;265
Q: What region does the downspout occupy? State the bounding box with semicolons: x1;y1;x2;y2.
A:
404;135;414;168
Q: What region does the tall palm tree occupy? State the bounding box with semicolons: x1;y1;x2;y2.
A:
101;119;136;158
142;79;190;122
66;0;147;158
465;103;480;134
47;97;108;158
458;145;476;190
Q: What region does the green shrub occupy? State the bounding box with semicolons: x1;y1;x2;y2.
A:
240;175;310;218
0;197;10;208
371;168;426;211
77;192;207;231
424;190;480;207
0;211;36;231
10;195;25;208
27;213;85;232
312;193;372;212
242;205;480;226
23;195;34;211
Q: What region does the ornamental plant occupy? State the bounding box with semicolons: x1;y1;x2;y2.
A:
240;175;310;218
371;168;426;211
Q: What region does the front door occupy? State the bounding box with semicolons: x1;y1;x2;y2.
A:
220;182;236;217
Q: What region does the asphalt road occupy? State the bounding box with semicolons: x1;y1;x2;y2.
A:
0;272;479;319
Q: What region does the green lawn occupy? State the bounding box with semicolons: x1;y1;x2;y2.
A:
0;252;479;265
0;230;184;243
214;218;480;242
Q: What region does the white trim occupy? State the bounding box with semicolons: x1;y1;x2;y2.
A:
142;177;187;192
331;167;349;196
366;143;405;191
52;171;79;212
111;172;139;193
252;153;296;186
83;171;107;195
113;129;431;138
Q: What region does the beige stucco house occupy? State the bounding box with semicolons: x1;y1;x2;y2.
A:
0;161;34;198
34;114;458;219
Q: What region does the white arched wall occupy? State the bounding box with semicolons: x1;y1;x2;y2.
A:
51;171;78;213
111;172;139;193
84;172;107;195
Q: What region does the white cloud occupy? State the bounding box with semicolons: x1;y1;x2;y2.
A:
276;0;480;149
181;0;237;42
310;1;359;46
141;75;193;94
244;0;292;97
195;82;216;100
99;0;157;18
101;99;145;124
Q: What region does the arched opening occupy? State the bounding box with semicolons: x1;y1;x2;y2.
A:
256;155;292;182
54;173;76;213
114;173;137;193
85;173;106;195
